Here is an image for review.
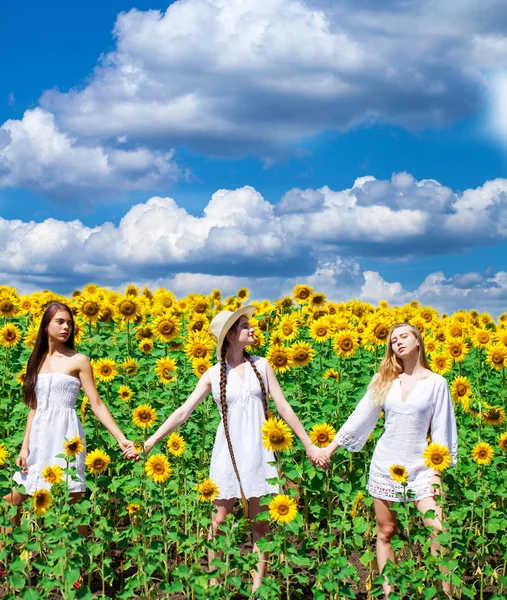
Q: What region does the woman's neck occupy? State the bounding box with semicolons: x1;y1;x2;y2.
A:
401;352;423;376
225;345;246;367
47;339;66;356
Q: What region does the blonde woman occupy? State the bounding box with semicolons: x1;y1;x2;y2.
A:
145;305;326;592
321;322;457;598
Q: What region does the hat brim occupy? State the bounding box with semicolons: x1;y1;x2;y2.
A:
215;305;256;359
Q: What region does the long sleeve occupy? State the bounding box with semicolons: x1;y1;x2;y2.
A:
333;391;382;452
430;377;458;466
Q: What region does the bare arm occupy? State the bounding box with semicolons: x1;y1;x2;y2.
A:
145;372;211;451
266;362;329;467
17;408;36;473
77;355;134;455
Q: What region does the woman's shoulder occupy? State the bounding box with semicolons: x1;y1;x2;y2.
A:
249;355;267;369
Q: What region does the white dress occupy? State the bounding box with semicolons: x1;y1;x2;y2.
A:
333;373;458;502
14;373;86;495
209;356;278;500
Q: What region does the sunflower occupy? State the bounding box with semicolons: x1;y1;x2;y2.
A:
166;432;186;457
116;294;143;323
63;435;85;458
98;302;116;323
446;322;466;339
334;330;359;358
446;340;469;363
472;328;493;349
266;345;293;373
32;489;52;516
197;478;220;502
323;368;339;382
17;368;27;387
125;283;139;297
0;323;22;348
498;432;507;452
482;406;506;427
18;295;33;315
310;291;326;308
126;503;142;515
73;320;85;345
290;342;315;368
154;357;178;385
132;404;157;429
495;330;507;348
292;284;313;305
192;357;211;378
80;395;89;422
309;423;337;448
135;325;154;341
269;494;298;524
42;465;64;485
188;314;209;333
85;449;111;475
424;338;438;355
145;454;172;484
121;358;140;377
310;318;332;343
423;442;452;472
0;443;9;465
138;338;154;354
409;316;427;336
75;294;102;323
262;417;294;452
0;294;19;318
83;283;99;295
153;314;181;342
365;317;391;346
487;345;507;370
236;287;250;301
185;331;215;360
419;306;438;328
431;353;452;376
118;385;133;402
471;442;494;465
389;464;408;484
350;490;364;518
276;314;300;342
92;358;118;383
450;376;472;402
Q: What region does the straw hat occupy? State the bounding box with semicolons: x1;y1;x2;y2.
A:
210;305;256;359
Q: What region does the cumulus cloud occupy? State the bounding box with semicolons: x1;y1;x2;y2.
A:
0;0;504;200
0;108;182;201
0;172;506;314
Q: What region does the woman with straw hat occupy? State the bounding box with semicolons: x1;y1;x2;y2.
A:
145;305;326;592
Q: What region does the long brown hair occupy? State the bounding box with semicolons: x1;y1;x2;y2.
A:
369;322;432;406
23;302;75;408
219;319;269;513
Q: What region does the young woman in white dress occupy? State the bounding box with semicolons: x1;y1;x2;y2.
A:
5;302;137;523
145;305;326;592
320;322;457;598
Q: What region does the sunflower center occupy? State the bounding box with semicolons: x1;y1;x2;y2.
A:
154;463;164;474
273;353;288;367
101;367;112;376
375;325;389;339
282;324;293;335
317;433;328;443
4;330;16;341
278;505;289;515
492;352;503;364
316;327;327;336
83;301;99;316
431;454;443;464
194;303;207;313
120;301;135;316
294;350;308;361
269;432;284;443
93;459;105;469
457;384;467;396
160;322;175;334
139;411;151;422
341;339;352;350
193;345;207;358
478;333;489;343
0;301;13;312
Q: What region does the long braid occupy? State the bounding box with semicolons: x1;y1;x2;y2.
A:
220;344;249;515
244;351;268;419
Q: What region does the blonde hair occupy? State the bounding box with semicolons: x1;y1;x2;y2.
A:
369;322;432;406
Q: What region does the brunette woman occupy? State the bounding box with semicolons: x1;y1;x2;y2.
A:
5;302;137;519
321;322;457;598
145;305;326;592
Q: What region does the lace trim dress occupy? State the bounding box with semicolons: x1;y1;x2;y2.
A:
333;373;458;502
208;356;278;500
13;373;86;495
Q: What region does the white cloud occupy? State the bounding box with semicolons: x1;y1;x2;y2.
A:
0;173;506;285
0;108;182;200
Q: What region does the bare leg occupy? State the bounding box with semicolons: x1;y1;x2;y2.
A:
208;499;235;584
249;497;270;592
415;485;451;596
373;498;398;598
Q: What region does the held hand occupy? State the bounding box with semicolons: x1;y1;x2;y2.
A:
16;449;29;474
143;438;155;455
306;444;330;469
120;439;139;460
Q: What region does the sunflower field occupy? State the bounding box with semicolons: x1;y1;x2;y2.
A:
0;284;506;599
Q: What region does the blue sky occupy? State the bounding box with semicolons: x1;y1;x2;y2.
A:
1;0;507;313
